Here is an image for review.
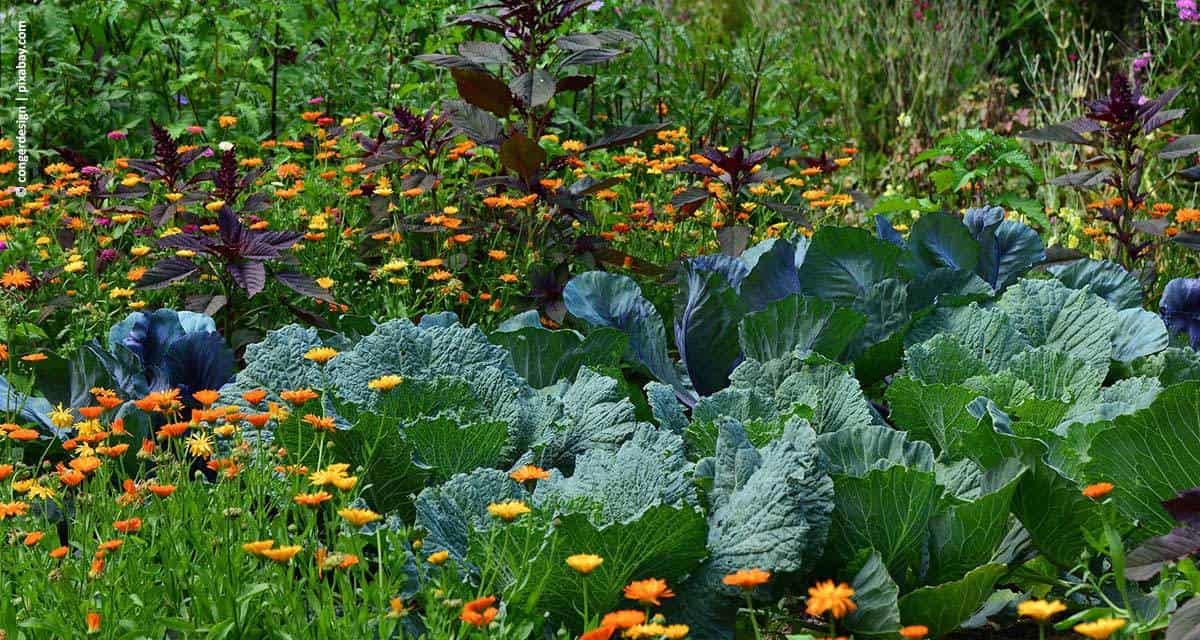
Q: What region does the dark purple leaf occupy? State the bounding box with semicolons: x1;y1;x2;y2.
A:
1019;119;1099;145
1126;526;1200;580
138;257;199;289
458;41;511;65
1167;596;1200;640
443;100;503;146
451;68;514;117
1165;487;1200;527
416;54;484;70
158;233;216;252
556;74;595;93
717;226;751;257
499;132;547;180
1160;278;1200;348
1160;135;1200;160
671;187;711;216
1180;165;1200;182
451;13;509;33
226;261;267;297
568;175;623;197
585;123;669;151
1145;108;1186;133
509;70;556;108
275;270;335;304
1050;169;1112;188
558;48;622;67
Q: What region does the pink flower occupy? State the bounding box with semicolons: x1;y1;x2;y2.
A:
187;125;204;135
107;130;127;140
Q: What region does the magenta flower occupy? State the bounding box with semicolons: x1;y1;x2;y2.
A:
308;96;325;105
187;125;204;135
107;130;127;140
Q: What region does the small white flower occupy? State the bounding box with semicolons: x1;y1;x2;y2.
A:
218;141;234;152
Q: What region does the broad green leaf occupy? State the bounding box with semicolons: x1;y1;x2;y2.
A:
996;278;1118;372
904;212;981;276
1085;383;1200;536
1048;259;1143;310
926;465;1023;584
799;227;904;305
407;415;507;482
490;319;627;388
817;425;935;477
898;563;1007;637
829;466;944;584
738;294;865;362
903;335;989;385
1006;347;1104;401
886;377;980;454
844;551;902;636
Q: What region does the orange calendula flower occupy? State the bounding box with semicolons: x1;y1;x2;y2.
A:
242;540;275;555
86;612;101;634
280;389;320;405
8;428;39;441
723;568;771;590
113;517;142;533
600;610;645;629
427;550;450;565
899;625;929;639
192;389;220;407
460;596;499;627
0;464;12;481
1082;482;1114;499
20;353;47;363
148;483;177;498
806;580;857;619
50;546;70;559
293;491;332;508
260;545;302;563
1;267;33;289
242;389;268;405
1017;599;1066;622
367;375;404;392
580;627;615;640
303;414;337;432
509;465;550;483
23;531;44;546
623;578;675;606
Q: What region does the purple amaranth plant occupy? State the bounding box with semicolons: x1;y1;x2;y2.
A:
1021;74;1200;284
137;206;333;335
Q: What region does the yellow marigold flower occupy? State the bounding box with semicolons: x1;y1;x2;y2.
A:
338;508;381;527
186;432;215;458
561;140;585;153
427;549;450;564
205;200;226;212
303;346;339;364
1073;618;1126;639
50;403;75;429
368;375;404;392
218;115;238;128
487;500;531;521
316;277;335;289
387;597;407;618
624;624;667;639
1017;599;1066;622
566;553;604;575
130;245;151;257
661;625;689;639
806;580;856;619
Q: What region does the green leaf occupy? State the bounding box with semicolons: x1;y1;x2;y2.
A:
407;415;508;482
829;466;944;584
926;464;1023;584
904;212;981;276
1048;259;1143;310
415;469;523;564
844;551;902;636
1006;347;1104;401
502;505;707;628
885;377;980;454
996;278;1118;372
898;563;1007;637
490;320;627;388
799;227;904;306
725;353;873;434
817;425;935;478
1112;308;1169;363
906;304;1030;372
738;294;865;362
1085;382;1200;536
903;334;989;385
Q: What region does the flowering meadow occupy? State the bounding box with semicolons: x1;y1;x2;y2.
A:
4;1;1200;639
